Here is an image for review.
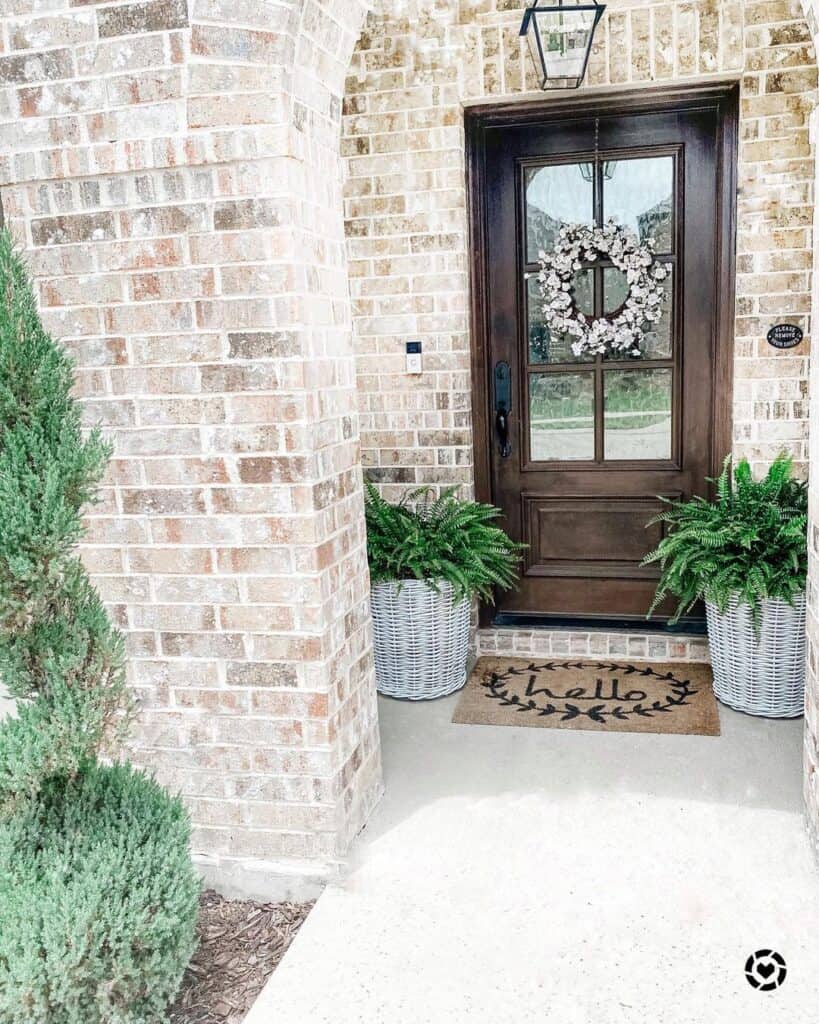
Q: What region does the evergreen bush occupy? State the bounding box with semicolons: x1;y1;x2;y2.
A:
0;764;199;1024
0;229;199;1022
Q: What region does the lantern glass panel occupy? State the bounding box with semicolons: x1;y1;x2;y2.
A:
528;4;600;88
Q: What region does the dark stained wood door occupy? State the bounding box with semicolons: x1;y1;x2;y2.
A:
467;87;737;627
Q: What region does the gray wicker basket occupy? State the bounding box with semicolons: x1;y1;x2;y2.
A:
705;592;806;718
370;579;470;699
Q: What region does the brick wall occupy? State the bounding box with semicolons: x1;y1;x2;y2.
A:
0;0;382;898
803;0;819;850
344;0;817;498
343;0;817;663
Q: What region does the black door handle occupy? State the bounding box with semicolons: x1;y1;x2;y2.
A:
494;360;512;458
496;405;511;458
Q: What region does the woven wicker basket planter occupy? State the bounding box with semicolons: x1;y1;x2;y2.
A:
370;580;470;699
705;592;806;718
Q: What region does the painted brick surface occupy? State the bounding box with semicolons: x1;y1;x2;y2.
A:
0;0;382;892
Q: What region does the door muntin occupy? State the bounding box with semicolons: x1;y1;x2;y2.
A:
520;145;683;473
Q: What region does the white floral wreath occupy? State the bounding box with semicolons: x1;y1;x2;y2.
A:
536;219;671;359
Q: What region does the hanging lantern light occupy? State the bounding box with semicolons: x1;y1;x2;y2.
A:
520;0;606;90
578;160;616;183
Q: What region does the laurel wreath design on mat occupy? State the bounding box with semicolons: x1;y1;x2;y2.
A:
481;660;697;724
536;220;671;360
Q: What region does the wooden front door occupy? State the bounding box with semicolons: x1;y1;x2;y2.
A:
467;86;737;628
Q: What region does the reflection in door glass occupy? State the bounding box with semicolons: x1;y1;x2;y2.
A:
530;373;594;461
604;368;672;460
603;156;674;251
601;268;673;361
526;163;594;261
640;276;673;359
602;266;629;315
527;274;594;364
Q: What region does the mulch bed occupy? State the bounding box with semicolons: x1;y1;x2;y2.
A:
168;890;314;1024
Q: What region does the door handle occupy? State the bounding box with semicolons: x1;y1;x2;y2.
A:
494;361;512;458
495;405;511;458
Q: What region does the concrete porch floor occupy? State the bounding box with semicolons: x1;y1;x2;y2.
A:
247;690;819;1024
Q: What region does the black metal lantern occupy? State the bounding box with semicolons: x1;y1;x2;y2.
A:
578;160;615;183
520;0;606;90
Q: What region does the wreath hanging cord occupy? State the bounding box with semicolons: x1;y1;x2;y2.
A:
536;219;671;360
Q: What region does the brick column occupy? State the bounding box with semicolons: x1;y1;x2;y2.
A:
0;0;381;898
803;95;819;857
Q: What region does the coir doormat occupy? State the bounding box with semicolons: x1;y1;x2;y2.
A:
452;657;720;736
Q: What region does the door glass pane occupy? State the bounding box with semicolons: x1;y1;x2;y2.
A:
572;267;594;316
603;266;629;315
527;273;594;364
601;268;673;361
604;368;672;460
526;163;594;261
602;156;674;252
641;275;673;359
530;372;594;461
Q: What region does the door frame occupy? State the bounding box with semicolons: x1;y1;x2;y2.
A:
465;81;739;629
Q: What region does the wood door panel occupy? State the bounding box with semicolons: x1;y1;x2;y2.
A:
509;577;675;617
467;86;737;627
522;494;677;578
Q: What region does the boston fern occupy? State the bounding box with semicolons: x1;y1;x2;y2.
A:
643;453;807;622
365;482;524;602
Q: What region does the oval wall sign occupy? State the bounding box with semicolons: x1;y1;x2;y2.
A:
767;323;803;349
